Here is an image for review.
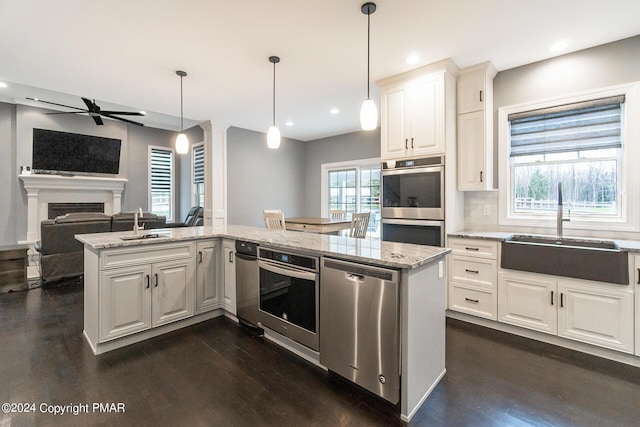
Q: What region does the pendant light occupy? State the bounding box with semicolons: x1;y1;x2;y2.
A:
360;2;378;131
175;70;189;154
267;56;281;149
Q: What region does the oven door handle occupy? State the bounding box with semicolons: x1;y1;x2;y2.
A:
258;260;318;282
381;218;444;227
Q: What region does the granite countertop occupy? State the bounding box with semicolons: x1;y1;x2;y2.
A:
448;230;640;253
76;225;450;270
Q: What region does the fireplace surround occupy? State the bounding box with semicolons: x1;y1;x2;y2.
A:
19;174;127;243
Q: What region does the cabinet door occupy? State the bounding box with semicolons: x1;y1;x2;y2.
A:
498;272;557;334
457;72;485;114
152;258;195;327
409;76;444;156
195;240;220;314
99;265;152;342
222;240;237;314
381;86;408;160
457;111;488;191
557;280;634;353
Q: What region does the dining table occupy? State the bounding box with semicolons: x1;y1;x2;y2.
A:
284;216;352;235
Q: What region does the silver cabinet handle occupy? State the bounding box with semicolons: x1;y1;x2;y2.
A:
229;251;234;263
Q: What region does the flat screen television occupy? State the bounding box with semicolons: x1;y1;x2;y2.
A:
32;128;121;175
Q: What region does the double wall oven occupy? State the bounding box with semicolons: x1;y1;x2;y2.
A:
257;247;320;351
381;156;445;247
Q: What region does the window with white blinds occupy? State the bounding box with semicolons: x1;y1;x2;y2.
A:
149;147;174;221
192;143;205;207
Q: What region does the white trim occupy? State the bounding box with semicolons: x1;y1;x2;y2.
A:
148;145;176;222
320;157;380;216
498;82;640;232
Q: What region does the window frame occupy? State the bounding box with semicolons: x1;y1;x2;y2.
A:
192;142;205;208
148;145;176;222
498;82;640;232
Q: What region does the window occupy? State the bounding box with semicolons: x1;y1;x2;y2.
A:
149;146;174;221
499;84;640;232
322;158;381;237
193;143;205;208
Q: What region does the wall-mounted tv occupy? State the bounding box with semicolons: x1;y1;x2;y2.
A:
32;128;122;175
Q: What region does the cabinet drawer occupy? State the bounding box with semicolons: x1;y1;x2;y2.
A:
450;256;496;289
101;242;195;270
449;284;497;320
448;238;498;259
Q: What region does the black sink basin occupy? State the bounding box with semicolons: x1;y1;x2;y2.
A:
501;235;628;285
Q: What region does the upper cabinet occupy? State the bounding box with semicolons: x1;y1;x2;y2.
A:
456;62;497;191
378;60;458;161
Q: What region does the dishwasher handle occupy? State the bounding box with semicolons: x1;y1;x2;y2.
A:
236;252;257;262
322;258;398;283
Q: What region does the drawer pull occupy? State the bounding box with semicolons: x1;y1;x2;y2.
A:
560;292;564;308
145;274;150;289
465;269;479;274
198;251;203;263
465;247;480;251
405;138;408;149
229;251;234;263
465;297;479;304
551;290;554;306
154;273;159;288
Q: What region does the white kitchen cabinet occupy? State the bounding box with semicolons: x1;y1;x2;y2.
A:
498;269;635;353
222;239;237;315
195;240;221;314
557;279;634;354
498;271;558;335
447;238;498;320
380;69;449;160
456;62;496;191
151;258;195;327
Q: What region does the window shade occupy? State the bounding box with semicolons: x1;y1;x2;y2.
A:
193;145;204;184
509;95;624;157
150;148;172;192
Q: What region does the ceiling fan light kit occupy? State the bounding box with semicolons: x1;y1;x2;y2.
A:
175;70;189;155
267;55;281;149
360;1;378;131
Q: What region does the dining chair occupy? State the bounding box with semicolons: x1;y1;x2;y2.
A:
263;210;286;230
349;212;370;238
329;209;347;220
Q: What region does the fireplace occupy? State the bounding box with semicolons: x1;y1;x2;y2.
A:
48;202;105;219
19;174;127;243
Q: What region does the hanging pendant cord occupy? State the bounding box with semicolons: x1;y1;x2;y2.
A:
366;8;371;100
272;61;276;126
180;75;184;132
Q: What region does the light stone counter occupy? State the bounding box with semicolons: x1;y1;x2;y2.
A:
77;224;450;270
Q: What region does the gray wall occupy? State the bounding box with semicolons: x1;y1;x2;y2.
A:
303;129;381;216
227;127;306;227
0;103;17;245
465;35;640;235
177;125;205;221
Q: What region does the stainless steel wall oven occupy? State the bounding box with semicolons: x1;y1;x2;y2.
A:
257;247;319;351
381;156;445;247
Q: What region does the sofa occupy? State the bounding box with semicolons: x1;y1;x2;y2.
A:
34;211;168;282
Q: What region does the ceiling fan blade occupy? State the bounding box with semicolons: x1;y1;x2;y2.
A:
101;112;144;127
82;97;99;112
26;97;86;112
92;115;104;126
45;111;87;115
100;111;145;116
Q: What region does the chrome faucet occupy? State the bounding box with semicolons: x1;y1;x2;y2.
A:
134;208;144;235
557;183;570;238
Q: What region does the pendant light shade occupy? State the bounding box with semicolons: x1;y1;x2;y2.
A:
360;2;378;131
175;70;189;155
267;56;281;149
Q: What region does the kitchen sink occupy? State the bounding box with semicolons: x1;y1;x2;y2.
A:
119;233;170;241
501;235;628;285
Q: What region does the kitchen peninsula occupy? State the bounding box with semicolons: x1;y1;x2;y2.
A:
77;225;450;421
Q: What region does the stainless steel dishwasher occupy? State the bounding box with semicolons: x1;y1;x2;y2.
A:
320;257;400;404
235;240;261;330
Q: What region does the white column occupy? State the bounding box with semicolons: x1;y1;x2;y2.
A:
200;121;228;226
25;188;40;242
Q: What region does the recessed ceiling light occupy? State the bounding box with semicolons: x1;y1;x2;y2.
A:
550;40;569;52
330;108;340;115
0;82;7;88
285;121;293;126
405;54;420;65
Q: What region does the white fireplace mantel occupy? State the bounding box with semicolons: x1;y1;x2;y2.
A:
19;174;128;243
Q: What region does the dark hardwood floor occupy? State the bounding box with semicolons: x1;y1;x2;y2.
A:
1;280;638;426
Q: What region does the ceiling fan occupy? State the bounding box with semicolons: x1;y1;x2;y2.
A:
26;96;145;126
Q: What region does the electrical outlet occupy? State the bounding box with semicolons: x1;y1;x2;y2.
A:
483;205;491;216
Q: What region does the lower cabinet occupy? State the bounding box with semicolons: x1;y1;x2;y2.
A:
498;270;634;353
222;239;237;315
195;240;221;314
100;257;195;342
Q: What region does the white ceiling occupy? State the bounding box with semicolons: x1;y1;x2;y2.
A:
1;0;639;141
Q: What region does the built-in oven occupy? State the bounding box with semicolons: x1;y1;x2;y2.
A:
381;156;444;220
257;247;319;351
381;219;444;247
